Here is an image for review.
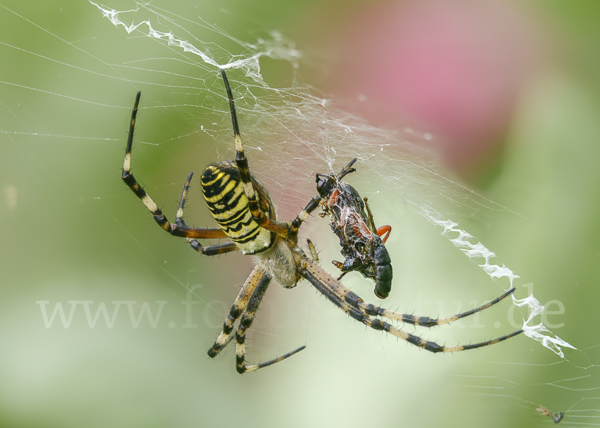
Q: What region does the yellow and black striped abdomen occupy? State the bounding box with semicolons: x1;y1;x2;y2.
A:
201;161;274;254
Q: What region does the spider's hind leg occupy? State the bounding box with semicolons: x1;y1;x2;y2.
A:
122;92;232;245
175;172;239;256
219;69;290;236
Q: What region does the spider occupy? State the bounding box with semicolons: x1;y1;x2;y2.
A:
315;158;393;299
121;68;523;374
537;406;565;424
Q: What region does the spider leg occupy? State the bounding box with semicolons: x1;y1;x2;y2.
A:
207;265;268;358
185;240;239;256
175;172;239;256
300;206;512;327
361;288;517;328
122;92;228;243
234;272;305;373
299;256;523;353
287;159;363;241
207;264;304;373
220;69;289;236
306;239;319;262
288;196;322;239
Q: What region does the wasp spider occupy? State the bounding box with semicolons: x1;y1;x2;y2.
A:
121;69;523;374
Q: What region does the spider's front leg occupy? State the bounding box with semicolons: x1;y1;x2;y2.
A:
233;269;306;373
207;265;305;373
360;287;518;327
207;265;268;358
298;256;523;353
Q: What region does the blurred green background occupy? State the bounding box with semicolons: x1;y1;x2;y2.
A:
1;0;599;427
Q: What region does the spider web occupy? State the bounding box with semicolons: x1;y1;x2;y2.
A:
1;1;598;427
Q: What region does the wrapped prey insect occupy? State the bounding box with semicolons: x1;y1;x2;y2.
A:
314;159;393;299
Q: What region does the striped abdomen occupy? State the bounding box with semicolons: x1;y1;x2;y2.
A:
201;161;275;255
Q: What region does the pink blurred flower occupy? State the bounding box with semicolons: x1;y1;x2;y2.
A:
331;0;539;171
